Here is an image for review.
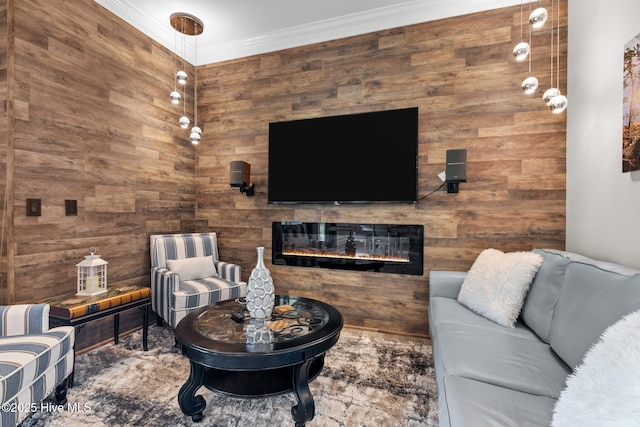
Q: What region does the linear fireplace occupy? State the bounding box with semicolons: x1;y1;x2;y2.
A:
272;222;424;275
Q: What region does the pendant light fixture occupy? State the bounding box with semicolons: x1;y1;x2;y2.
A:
189;31;202;145
529;0;548;29
542;0;560;105
513;0;530;61
521;0;539;94
169;27;182;105
548;0;568;113
169;12;204;144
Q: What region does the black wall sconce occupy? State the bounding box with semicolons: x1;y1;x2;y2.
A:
229;160;255;196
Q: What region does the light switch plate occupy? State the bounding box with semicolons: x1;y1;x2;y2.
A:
26;198;41;216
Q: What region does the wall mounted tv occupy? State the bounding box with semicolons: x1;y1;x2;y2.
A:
268;107;419;204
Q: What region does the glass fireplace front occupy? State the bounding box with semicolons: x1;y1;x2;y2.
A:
272;222;423;275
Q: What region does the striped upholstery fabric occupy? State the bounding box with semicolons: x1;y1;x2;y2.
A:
0;304;75;427
0;304;50;336
150;233;247;328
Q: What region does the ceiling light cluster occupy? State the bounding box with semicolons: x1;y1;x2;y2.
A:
170;13;204;144
513;0;567;113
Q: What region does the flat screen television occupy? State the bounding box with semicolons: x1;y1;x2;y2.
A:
268;107;419;204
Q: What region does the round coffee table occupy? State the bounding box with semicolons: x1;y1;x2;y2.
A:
174;295;343;427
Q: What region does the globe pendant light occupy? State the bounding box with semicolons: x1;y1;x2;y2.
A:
548;0;567;113
529;6;548;29
513;42;531;61
542;0;559;105
513;1;530;61
170;12;204;144
521;0;538;95
176;70;187;85
169;90;181;104
522;76;539;94
543;87;560;105
189;20;201;145
549;94;568;113
190;126;202;144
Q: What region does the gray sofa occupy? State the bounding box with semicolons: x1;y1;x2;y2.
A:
429;248;640;427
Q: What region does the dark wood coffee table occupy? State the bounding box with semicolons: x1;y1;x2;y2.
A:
174;295;343;427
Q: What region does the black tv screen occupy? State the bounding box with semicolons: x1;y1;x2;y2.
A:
268;107;419;204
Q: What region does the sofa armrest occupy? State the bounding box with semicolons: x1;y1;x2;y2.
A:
429;271;467;299
0;304;50;336
215;261;242;283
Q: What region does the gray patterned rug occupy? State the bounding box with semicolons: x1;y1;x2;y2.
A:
23;326;439;427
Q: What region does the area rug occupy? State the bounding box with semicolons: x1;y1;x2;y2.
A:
23;326;439;427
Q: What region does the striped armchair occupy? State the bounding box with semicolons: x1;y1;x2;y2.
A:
150;233;247;328
0;304;75;427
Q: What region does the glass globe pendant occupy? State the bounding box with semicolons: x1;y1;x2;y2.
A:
170;90;181;104
179;116;190;129
176;70;187;85
543;87;560;105
522;76;539;94
529;7;548;28
190;126;202;145
513;42;530;61
549;94;568;113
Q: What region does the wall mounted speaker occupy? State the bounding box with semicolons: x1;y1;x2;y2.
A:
445;149;467;193
230;161;250;187
229;160;255;196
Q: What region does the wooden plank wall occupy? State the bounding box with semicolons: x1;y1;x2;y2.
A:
0;0;567;339
1;0;197;304
0;0;9;298
196;5;567;336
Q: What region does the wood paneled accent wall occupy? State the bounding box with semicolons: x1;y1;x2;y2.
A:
0;1;567;338
196;5;567;336
0;0;8;295
0;0;197;304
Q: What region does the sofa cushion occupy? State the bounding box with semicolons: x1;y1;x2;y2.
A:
167;255;218;281
520;249;571;343
433;319;570;398
548;261;640;369
551;309;640;427
430;297;540;341
442;376;556;427
457;249;543;327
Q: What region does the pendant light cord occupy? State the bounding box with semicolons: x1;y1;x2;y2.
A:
528;0;533;75
556;0;561;91
549;0;554;88
519;0;524;42
193;26;198;128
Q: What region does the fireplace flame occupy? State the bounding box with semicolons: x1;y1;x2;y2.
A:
282;248;410;263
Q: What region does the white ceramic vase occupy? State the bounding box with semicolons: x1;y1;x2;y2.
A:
246;247;275;319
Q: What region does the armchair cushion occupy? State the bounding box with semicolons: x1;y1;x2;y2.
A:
167;255;218;281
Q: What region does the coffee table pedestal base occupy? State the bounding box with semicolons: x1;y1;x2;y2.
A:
178;356;325;426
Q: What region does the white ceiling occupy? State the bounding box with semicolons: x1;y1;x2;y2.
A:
94;0;521;65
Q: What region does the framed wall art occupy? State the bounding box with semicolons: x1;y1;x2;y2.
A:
623;32;640;172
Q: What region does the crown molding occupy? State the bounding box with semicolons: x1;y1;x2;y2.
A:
95;0;521;65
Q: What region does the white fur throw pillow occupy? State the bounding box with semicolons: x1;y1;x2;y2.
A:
551;309;640;427
166;255;218;281
457;248;543;327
